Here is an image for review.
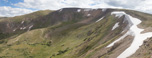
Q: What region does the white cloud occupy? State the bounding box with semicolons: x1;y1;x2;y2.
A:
0;6;33;17
104;0;152;14
14;0;65;10
14;0;115;10
135;0;152;13
1;0;151;17
14;0;152;14
105;0;142;8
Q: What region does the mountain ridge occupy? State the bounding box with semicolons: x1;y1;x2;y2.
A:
0;8;152;58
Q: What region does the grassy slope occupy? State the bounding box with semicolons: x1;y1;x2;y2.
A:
0;22;85;58
0;10;52;40
0;13;121;58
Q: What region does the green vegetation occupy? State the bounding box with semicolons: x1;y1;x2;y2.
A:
0;14;124;58
0;8;152;58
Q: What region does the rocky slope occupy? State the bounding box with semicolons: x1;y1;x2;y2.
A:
0;8;152;58
129;37;152;58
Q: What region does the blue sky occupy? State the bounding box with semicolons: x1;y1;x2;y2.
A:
0;0;37;10
0;0;23;7
0;0;152;17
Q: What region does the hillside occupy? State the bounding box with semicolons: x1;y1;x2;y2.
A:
0;8;152;58
0;17;7;19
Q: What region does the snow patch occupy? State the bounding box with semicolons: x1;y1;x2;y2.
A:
28;25;33;31
111;11;133;31
87;14;91;16
20;27;27;30
111;11;126;18
112;22;119;30
117;14;152;58
21;21;24;24
20;27;23;30
96;16;104;22
108;11;152;58
59;9;62;12
13;29;16;32
22;27;26;29
77;9;81;12
106;30;134;48
29;25;33;29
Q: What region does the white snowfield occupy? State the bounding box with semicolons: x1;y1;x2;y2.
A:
112;22;119;30
59;9;62;12
21;21;24;24
87;14;91;16
96;16;104;22
106;11;152;58
106;30;134;48
28;25;33;31
77;9;81;12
